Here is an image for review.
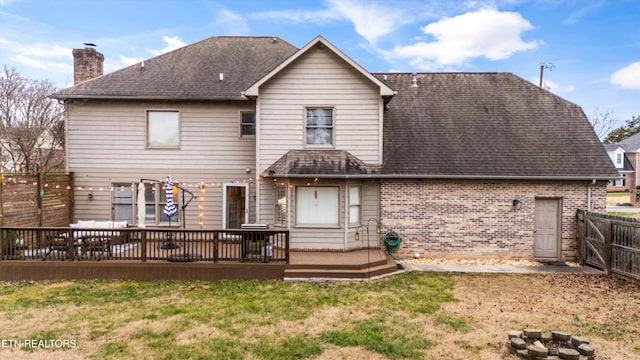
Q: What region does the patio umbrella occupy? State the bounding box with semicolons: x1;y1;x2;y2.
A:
161;176;179;249
137;182;146;228
164;176;178;222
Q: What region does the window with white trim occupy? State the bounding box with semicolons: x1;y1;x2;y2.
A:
112;182;179;225
147;110;179;148
306;108;333;145
616;153;623;166
295;186;339;226
112;183;134;222
241;111;256;136
349;185;362;226
275;185;287;227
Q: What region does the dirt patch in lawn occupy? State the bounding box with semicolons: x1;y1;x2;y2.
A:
431;273;640;359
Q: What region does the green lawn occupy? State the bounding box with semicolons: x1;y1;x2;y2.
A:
0;273;455;360
1;273;638;359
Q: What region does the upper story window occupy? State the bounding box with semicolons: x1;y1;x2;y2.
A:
306;108;333;145
616;153;623;166
147;110;179;148
241;111;256;136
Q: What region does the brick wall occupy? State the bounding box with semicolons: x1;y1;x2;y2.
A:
380;179;607;261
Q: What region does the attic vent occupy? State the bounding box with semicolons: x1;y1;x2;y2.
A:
411;73;419;87
219;73;224;82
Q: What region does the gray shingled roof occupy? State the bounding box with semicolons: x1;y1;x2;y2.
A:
265;150;372;176
374;72;618;179
617;132;640;152
52;36;298;100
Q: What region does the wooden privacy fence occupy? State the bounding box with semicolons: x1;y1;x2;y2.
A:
576;210;640;281
0;172;73;227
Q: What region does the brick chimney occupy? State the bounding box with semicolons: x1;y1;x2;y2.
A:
72;45;104;85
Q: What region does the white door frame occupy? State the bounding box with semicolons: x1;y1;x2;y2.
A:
222;182;250;229
534;198;561;259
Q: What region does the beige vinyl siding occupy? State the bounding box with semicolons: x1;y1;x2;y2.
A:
258;178;379;250
66;100;257;226
257;45;383;172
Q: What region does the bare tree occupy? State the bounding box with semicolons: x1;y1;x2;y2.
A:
0;66;65;172
603;115;640;144
588;106;617;141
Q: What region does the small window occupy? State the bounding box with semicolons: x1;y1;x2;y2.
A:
616;153;622;165
275;185;287;227
241;111;256;136
295;186;339;226
147;110;179;148
349;185;362;226
112;183;134;222
306;108;333;145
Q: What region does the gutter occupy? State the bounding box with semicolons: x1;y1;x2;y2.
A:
263;173;617;181
50;95;249;101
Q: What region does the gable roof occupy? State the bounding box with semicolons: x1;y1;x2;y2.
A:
244;35;395;97
374;72;618;180
617;132;640;152
52;36;298;100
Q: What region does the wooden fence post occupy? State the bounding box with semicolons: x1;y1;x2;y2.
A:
576;211;585;265
603;219;612;275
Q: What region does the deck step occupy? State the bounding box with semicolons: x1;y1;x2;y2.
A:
285;258;390;271
284;259;398;279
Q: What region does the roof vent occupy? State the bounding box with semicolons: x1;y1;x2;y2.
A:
383;74;388;82
411;73;419;87
219;73;224;82
272;37;277;43
140;60;145;69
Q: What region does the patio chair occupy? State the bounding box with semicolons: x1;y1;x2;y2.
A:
81;236;112;261
44;235;72;260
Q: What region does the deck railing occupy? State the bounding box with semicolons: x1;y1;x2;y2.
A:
0;227;289;264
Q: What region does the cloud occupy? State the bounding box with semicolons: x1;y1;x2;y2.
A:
562;1;604;25
249;9;340;25
214;8;249;35
386;8;539;70
148;36;187;56
611;62;640;90
0;38;71;59
326;0;408;45
11;54;72;73
538;78;576;93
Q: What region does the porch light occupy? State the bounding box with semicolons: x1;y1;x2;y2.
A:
354;230;360;241
512;199;522;210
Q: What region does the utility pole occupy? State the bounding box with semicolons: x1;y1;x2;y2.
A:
539;62;554;88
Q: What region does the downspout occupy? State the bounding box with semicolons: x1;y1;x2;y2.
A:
254;95;262;223
587;179;596;211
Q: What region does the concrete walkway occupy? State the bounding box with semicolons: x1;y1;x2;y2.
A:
401;262;603;274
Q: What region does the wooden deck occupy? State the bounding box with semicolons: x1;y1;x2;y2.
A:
1;227;398;280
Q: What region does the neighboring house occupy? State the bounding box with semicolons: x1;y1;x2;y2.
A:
604;133;640;202
52;35;617;261
1;127;64;173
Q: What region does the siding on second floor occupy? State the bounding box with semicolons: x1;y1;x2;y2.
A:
256;44;384;173
65;100;257;171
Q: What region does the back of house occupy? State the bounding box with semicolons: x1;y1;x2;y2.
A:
52;35;617;261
